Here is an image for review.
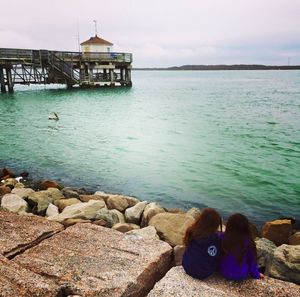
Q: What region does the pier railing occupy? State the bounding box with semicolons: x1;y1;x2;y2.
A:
0;48;133;64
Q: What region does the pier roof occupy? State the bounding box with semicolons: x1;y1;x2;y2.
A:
80;35;113;46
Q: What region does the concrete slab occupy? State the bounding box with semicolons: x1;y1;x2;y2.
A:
0;254;59;297
147;266;300;297
0;211;64;258
13;223;172;297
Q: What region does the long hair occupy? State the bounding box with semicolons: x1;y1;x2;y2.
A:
183;208;222;246
222;213;257;263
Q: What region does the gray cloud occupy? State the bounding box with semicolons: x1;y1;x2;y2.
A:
0;0;299;67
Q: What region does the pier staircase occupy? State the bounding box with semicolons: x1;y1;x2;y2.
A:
47;51;80;86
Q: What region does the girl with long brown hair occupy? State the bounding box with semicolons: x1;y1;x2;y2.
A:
182;208;223;279
219;213;263;280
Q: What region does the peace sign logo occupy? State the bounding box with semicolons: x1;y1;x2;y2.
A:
207;245;217;257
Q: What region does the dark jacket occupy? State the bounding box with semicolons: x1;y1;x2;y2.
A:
182;232;221;279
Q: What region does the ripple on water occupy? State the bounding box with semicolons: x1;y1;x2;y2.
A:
1;70;300;225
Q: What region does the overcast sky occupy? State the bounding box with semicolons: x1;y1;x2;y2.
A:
0;0;300;67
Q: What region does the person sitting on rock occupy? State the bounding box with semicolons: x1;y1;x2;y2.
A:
219;213;264;280
182;208;223;279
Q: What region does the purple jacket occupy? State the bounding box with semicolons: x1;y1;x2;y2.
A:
219;235;260;280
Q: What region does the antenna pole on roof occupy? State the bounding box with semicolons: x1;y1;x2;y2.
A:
77;19;81;52
93;20;98;37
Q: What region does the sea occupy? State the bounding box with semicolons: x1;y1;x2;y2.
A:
0;70;299;225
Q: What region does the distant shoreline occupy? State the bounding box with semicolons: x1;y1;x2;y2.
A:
134;65;300;71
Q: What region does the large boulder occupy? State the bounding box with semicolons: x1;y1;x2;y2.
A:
255;237;276;274
173;245;185;266
147;266;300;297
63;218;91;227
79;194;106;203
46;203;59;217
268;244;300;284
14;182;25;189
27;189;64;215
112;222;140;233
125;226;159;241
110;209;125;223
61;187;80;199
107;194;139;212
1;168;15;179
107;195;129;211
94;208;119;227
27;191;53;215
55;198;81;212
48;199;106;222
1;194;28;214
11;187;34;199
261;219;292;246
125;201;148;224
0;211;63;258
289;232;300;245
0;185;11;197
13;223;173;297
149;213;195;246
45;188;65;203
2;178;17;188
141;202;166;227
186;207;201;219
40;180;60;190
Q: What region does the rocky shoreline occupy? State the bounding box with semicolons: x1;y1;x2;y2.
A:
0;167;299;296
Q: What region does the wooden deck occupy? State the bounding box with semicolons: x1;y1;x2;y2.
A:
0;48;133;92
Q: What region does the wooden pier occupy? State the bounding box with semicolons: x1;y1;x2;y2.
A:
0;48;132;92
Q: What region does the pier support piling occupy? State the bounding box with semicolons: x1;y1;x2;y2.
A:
0;67;6;93
109;69;115;86
125;69;132;87
5;67;14;92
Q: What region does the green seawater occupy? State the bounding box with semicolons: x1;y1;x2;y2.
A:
0;70;299;224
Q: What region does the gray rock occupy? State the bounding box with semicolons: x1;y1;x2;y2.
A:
46;203;59;217
106;193;140;211
186;207;201;219
48;200;106;222
173;245;185;266
125;201;148;224
45;188;65;202
289;232;300;245
2;178;17;188
268;244;300;284
13;182;25;189
255;237;276;274
125;226;159;241
1;194;28;214
79;194;106;203
112;222;140;233
95;208;119;228
11;187;34;199
141;202;166;227
107;195;129;211
149;212;195;246
110;209;125;223
27;191;52;215
62;187;80;199
55;198;81;212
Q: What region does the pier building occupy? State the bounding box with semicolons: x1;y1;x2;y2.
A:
0;36;132;92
